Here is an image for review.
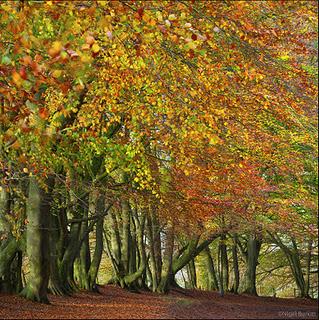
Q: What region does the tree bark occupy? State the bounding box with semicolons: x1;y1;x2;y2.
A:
122;211;146;288
146;215;158;291
0;237;20;278
187;259;197;289
0;185;11;233
267;232;309;298
305;240;313;297
157;223;174;293
20;176;53;303
218;234;229;294
202;246;219;291
48;206;68;296
88;216;104;290
231;235;240;294
87;193;105;291
239;234;261;296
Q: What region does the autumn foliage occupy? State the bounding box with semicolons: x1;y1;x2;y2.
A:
0;0;317;304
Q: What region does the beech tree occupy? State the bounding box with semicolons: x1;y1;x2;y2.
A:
0;0;317;303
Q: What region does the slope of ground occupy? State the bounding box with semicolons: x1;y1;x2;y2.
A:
0;285;317;319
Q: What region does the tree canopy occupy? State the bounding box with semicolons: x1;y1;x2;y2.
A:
0;0;317;304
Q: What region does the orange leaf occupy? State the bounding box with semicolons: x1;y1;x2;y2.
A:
12;71;22;86
39;107;49;120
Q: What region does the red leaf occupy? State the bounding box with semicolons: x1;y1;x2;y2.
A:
188;49;195;59
137;7;144;18
19;67;28;80
39;107;49;120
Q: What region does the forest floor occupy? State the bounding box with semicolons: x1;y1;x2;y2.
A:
0;285;318;319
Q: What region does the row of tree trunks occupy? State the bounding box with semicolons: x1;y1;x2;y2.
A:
180;233;261;296
267;232;311;298
104;202;147;290
183;231;314;299
74;188;105;292
0;176;280;301
12;172;108;302
1;174;314;302
104;202;224;294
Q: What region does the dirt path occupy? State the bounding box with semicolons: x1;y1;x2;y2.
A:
0;285;317;319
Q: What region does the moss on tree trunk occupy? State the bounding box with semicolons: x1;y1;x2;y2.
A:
20;176;53;303
239;235;261;296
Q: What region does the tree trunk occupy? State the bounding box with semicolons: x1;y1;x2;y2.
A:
172;233;220;276
267;233;309;298
75;190;97;290
231;235;240;294
0;185;11;233
290;238;308;298
172;237;199;275
187;259;197;289
239;234;261;296
59;221;81;292
20;176;53;303
88;216;104;290
146;215;158;291
202;246;219;291
48;207;68;296
0;238;22;293
121;201;131;275
75;224;91;289
305;240;312;297
57;206;68;262
157;223;174;293
152;211;162;284
0;237;20;278
218;234;229;294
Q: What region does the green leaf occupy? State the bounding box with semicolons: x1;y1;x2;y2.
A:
1;55;11;65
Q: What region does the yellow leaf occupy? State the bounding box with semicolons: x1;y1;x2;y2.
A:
279;54;289;61
209;135;219;145
190;90;196;97
52;70;62;78
49;41;63;57
142;13;151;23
92;43;100;53
52;41;62;52
81;54;92;63
156;11;163;22
168;14;177;21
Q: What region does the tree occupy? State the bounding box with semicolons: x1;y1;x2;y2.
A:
0;0;317;302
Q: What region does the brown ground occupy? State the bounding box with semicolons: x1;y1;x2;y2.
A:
0;285;318;319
